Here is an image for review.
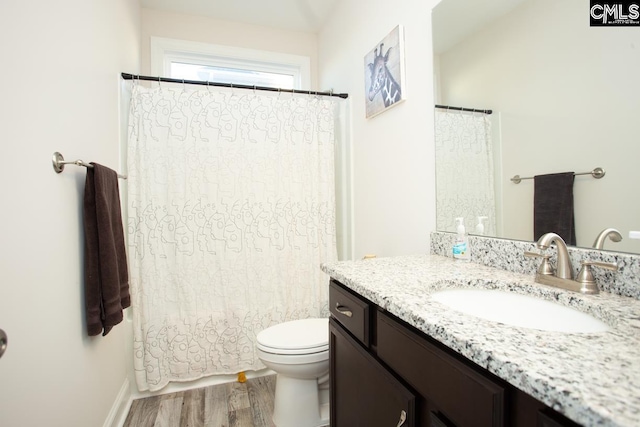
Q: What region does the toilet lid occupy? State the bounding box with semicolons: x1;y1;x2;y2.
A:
257;318;329;354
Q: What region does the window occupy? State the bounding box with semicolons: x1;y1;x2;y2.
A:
150;37;310;90
170;62;296;89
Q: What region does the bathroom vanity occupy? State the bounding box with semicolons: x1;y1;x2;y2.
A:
323;254;640;427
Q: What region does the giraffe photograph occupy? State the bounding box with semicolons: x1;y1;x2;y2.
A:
364;25;406;118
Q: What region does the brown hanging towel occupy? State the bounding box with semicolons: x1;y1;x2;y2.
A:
533;172;576;246
83;163;130;336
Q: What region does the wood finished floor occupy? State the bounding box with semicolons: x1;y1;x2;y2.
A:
123;375;277;427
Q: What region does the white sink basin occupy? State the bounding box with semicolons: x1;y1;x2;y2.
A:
431;289;609;333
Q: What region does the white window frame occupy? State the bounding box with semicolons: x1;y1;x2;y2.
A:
150;37;311;89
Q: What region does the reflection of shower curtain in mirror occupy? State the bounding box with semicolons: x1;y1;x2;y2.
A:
435;110;496;235
127;84;338;392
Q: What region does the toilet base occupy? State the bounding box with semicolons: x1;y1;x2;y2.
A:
319;402;329;426
272;375;329;427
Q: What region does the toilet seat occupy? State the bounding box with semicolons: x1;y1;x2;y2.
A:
257;318;329;355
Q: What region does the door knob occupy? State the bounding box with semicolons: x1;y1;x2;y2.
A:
0;329;7;359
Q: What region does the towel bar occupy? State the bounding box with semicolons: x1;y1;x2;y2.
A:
52;152;127;179
511;167;604;184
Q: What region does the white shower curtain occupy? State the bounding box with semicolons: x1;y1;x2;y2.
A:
434;109;496;235
127;84;338;392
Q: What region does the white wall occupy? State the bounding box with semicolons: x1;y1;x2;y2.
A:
318;1;438;259
437;0;640;253
140;8;320;89
0;1;140;426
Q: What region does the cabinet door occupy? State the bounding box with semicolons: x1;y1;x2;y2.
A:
330;318;415;427
376;311;505;427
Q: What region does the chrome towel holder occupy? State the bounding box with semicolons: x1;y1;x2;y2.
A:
511;167;604;184
52;152;127;179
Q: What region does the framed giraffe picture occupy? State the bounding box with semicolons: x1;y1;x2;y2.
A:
364;25;406;118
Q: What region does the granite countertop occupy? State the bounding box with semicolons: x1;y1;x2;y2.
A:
321;254;640;427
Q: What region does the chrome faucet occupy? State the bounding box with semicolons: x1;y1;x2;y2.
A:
525;232;617;294
536;232;573;279
593;228;622;249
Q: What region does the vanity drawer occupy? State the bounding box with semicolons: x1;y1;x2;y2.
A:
376;311;505;427
329;280;370;347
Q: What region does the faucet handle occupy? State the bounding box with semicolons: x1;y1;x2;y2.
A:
581;260;618;271
524;251;554;275
575;261;618;294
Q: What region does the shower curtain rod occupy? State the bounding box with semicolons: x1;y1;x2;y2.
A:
435;104;493;114
121;73;349;99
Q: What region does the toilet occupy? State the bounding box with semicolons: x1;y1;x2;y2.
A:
256;318;330;427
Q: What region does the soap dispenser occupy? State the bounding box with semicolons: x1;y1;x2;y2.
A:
453;217;470;261
475;216;488;236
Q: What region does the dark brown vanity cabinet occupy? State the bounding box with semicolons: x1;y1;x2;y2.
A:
329;279;415;426
330;319;415;426
329;280;581;427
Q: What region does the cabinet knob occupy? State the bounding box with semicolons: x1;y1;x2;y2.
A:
335;303;353;318
396;409;407;427
0;329;7;359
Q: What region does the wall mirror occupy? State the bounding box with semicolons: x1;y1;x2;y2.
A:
432;0;640;254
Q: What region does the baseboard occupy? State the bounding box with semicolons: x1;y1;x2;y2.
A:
130;368;275;400
104;377;133;427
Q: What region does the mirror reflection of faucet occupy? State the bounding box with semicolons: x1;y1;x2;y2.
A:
593;228;623;249
525;232;618;294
